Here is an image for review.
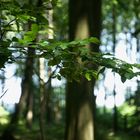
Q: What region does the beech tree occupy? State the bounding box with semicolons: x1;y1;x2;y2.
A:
65;0;102;140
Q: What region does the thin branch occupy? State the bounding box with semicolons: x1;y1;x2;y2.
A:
34;64;61;85
0;89;8;99
45;64;61;85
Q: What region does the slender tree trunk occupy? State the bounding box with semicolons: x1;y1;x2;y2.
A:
103;84;107;114
38;5;54;139
39;57;47;140
1;71;5;92
112;3;118;133
12;47;35;124
34;0;47;139
65;0;102;140
113;89;118;132
26;85;34;128
46;67;53;123
46;8;54;124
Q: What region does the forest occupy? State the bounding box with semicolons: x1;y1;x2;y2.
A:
0;0;140;140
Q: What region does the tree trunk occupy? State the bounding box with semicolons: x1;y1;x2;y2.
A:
12;47;35;124
39;58;47;140
65;80;95;140
112;3;118;133
65;0;102;140
46;8;54;124
26;86;34;128
46;67;53;123
38;5;54;139
1;47;35;140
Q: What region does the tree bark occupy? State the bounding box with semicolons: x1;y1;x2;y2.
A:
65;80;95;140
39;58;47;140
65;0;102;140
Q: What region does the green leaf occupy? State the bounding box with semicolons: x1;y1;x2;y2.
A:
84;70;98;81
38;40;49;47
89;37;100;44
121;76;126;83
85;72;92;81
132;63;140;69
31;24;38;32
124;71;134;80
59;43;68;50
91;71;98;79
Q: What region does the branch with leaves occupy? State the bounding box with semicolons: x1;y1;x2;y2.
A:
11;36;140;83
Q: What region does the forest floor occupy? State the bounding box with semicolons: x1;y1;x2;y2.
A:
97;127;140;140
0;122;140;140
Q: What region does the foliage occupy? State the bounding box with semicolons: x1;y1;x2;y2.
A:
0;1;140;140
0;0;140;83
118;83;140;133
119;102;136;116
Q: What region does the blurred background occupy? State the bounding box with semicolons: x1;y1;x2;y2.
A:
0;0;140;140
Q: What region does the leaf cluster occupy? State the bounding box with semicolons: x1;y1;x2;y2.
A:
0;0;140;83
16;36;140;83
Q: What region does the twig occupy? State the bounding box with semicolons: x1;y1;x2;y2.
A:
0;89;8;99
45;64;61;85
34;64;61;85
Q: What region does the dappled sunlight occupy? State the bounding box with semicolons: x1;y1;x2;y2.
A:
78;102;94;140
75;16;89;39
